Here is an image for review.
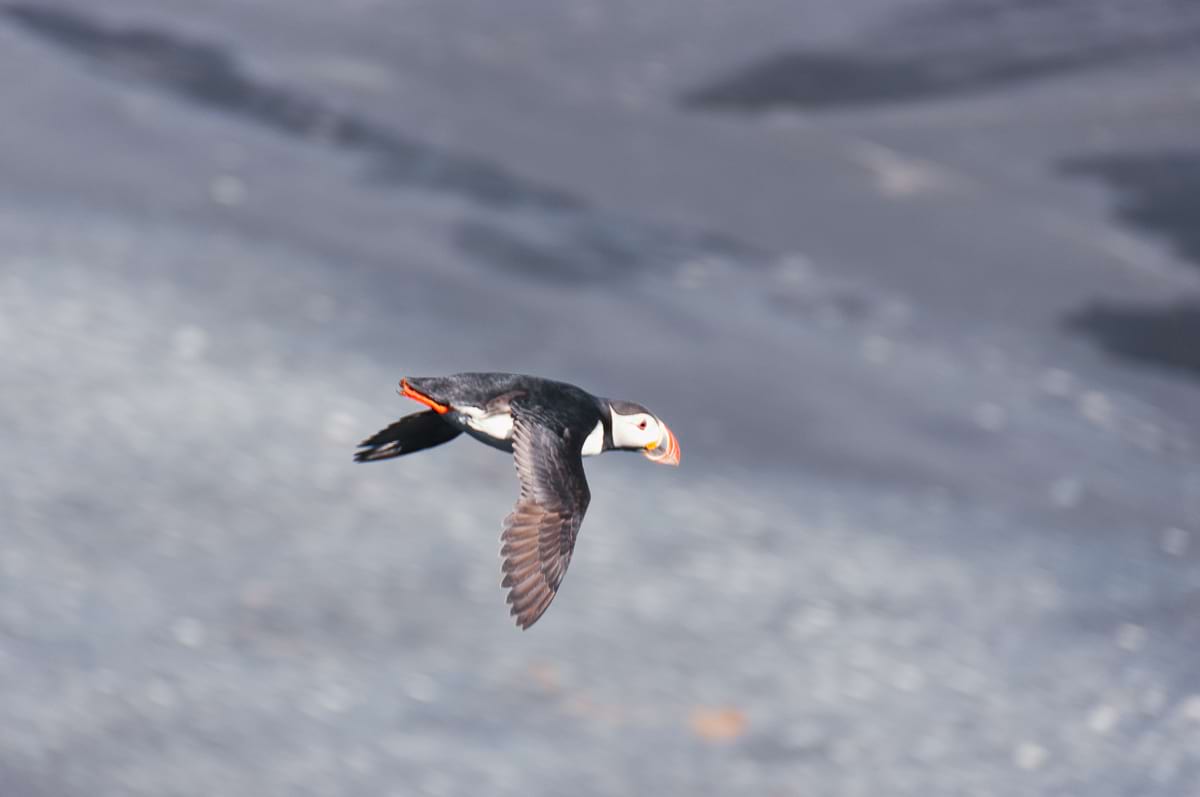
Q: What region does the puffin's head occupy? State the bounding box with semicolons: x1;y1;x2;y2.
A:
607;400;680;466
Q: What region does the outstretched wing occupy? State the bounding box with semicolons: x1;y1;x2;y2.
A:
500;407;591;629
354;410;462;462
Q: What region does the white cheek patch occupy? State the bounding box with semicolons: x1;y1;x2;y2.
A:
581;420;605;456
608;408;641;450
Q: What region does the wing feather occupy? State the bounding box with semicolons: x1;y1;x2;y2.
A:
499;406;591;629
354;411;461;462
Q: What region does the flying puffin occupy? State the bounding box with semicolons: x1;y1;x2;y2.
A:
355;372;680;629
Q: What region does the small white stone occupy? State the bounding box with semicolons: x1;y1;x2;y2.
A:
1088;704;1118;734
418;772;453;797
1013;742;1047;770
788;604;837;638
323;411;359;445
675;259;711;290
1039;368;1074;397
1180;695;1200;721
230;455;263;488
306;293;337;323
306;682;353;715
52;299;89;329
780;722;825;751
1049;477;1084;508
774;253;813;284
171;325;208;361
843;672;876;701
170;616;206;648
914;734;949;762
891;665;926;693
352;478;390;509
861;335;892;364
341;748;374;774
404;673;437;703
848;645;880;670
1162;527;1190;556
1115;623;1147;652
1079;391;1113;427
93;668;121;696
210;174;247;206
307;57;394;91
1129;421;1163;452
1027;578;1062;610
851;141;954;197
1151;755;1179;784
1;550;27;578
145;679;177;708
1142;687;1166;715
972;403;1007;432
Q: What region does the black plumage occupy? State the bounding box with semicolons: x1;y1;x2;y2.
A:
355;372;678;629
353;410;463;462
500;404;591;628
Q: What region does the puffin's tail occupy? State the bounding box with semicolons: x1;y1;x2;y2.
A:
354;410;462;462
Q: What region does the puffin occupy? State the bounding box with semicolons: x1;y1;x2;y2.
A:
355;372;680;629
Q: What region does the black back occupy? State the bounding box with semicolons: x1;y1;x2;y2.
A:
406;373;605;438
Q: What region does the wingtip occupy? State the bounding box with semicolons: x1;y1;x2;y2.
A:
511;606;539;630
353;441;392;462
502;577;553;630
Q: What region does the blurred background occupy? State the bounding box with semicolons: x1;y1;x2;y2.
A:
2;1;1200;794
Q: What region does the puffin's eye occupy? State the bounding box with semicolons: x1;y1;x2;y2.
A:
637;420;647;431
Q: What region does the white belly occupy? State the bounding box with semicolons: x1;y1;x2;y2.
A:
581;420;604;456
451;406;514;449
466;411;514;440
454;408;603;456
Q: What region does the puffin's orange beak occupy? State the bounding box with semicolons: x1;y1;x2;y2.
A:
643;421;680;466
